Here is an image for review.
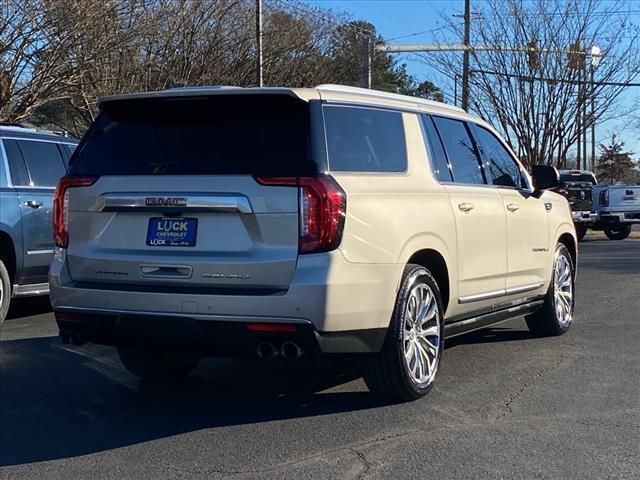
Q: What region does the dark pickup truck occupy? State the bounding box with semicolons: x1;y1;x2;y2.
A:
556;169;598;241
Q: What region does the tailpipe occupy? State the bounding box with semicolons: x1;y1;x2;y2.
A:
281;341;304;360
256;341;278;359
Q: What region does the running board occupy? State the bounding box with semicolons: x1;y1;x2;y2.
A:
12;282;49;298
444;300;544;339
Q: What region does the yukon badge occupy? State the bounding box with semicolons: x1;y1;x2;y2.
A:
145;197;187;207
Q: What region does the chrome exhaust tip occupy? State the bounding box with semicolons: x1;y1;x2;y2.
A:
281;341;304;360
256;341;277;359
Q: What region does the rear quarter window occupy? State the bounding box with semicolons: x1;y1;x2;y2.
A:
324;106;407;173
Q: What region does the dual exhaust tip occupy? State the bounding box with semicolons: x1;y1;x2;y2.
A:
257;340;304;360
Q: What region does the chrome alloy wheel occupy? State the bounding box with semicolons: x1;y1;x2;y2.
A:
554;253;574;327
403;281;441;386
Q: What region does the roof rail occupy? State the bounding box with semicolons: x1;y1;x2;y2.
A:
314;84;464;112
164;85;243;92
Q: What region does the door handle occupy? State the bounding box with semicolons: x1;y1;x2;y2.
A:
24;200;43;209
506;203;520;212
458;202;475;212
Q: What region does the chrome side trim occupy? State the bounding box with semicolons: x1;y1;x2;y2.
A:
458;282;545;304
505;282;544;295
12;282;50;298
93;194;253;214
26;249;54;255
458;288;506;304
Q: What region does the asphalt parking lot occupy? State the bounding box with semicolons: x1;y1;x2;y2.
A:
1;237;639;480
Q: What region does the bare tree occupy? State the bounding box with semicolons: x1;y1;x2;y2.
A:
427;0;640;169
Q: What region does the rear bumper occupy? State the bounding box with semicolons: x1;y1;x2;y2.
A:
55;308;386;354
49;248;398;354
597;213;640;224
571;211;597;223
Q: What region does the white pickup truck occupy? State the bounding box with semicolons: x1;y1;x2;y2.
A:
592;184;640;240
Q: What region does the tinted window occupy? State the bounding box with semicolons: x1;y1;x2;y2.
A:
324;106;407;172
432;117;485;185
69;95;315;176
3;139;30;185
560;173;597;184
16;140;66;187
474;126;525;188
421;115;452;181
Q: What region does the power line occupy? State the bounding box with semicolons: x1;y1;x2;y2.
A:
387;27;447;42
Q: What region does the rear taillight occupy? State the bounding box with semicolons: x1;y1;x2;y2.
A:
255;175;346;254
599;189;609;207
53;176;97;248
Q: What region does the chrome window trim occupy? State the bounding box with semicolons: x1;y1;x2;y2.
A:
0;137;71;189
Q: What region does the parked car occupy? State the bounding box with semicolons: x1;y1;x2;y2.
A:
0;124;78;323
50;85;576;401
556;169;598;241
592;184;640;240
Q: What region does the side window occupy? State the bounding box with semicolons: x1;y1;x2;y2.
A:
3;139;30;186
420;115;452;181
432;116;485;185
63;144;77;165
324;106;407;172
473;126;525;188
17;140;66;187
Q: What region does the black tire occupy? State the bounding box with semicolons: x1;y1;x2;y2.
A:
117;346;199;380
360;264;444;402
526;243;575;337
574;223;588;242
603;225;631;240
0;259;11;324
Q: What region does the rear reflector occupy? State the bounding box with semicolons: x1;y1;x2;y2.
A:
246;323;297;333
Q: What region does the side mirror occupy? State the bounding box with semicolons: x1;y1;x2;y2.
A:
532;165;559;191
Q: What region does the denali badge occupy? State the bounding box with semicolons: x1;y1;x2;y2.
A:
145;197;187;207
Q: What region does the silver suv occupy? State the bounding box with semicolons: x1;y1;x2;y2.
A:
50;85;577;401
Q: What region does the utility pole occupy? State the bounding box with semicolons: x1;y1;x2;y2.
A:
256;0;263;87
361;37;372;89
461;0;471;111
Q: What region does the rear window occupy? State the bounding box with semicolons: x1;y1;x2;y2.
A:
560;173;597;184
324;106;407;172
69;95;317;176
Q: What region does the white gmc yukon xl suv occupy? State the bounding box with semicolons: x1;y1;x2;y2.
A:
50;85;577;401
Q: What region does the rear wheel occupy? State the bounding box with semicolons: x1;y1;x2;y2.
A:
0;260;10;324
603;225;631;240
117;346;199;380
526;243;575;336
360;264;444;402
574;223;588;242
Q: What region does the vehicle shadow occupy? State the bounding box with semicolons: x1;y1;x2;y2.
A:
0;335;383;466
6;296;52;320
1;322;538;467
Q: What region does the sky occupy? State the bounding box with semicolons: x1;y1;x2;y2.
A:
310;0;640;160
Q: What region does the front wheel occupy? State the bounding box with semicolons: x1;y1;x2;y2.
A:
360;264;444;402
526;243;575;336
117;346;199;380
603;225;631;240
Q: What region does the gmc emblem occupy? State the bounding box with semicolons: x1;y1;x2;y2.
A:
145;197;187;207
